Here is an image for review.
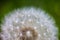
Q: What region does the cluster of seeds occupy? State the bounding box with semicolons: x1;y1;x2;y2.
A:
0;7;58;40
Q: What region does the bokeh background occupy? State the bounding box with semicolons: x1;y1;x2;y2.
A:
0;0;60;40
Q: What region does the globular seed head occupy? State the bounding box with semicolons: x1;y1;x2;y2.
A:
0;7;58;40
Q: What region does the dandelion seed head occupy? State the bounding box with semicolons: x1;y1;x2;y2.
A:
0;7;58;40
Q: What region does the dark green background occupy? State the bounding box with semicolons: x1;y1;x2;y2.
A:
0;0;60;40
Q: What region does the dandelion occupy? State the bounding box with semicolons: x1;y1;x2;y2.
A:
0;7;58;40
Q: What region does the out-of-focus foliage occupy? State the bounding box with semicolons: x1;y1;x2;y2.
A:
0;0;60;40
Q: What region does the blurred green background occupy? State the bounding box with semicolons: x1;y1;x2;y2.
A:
0;0;60;40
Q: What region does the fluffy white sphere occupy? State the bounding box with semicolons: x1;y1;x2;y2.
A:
0;7;58;40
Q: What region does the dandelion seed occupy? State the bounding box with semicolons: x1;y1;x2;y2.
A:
26;31;32;37
14;34;17;37
20;21;25;24
28;14;31;17
10;27;13;31
16;26;19;29
43;33;46;36
38;34;41;37
28;19;32;22
19;33;23;37
34;27;37;30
